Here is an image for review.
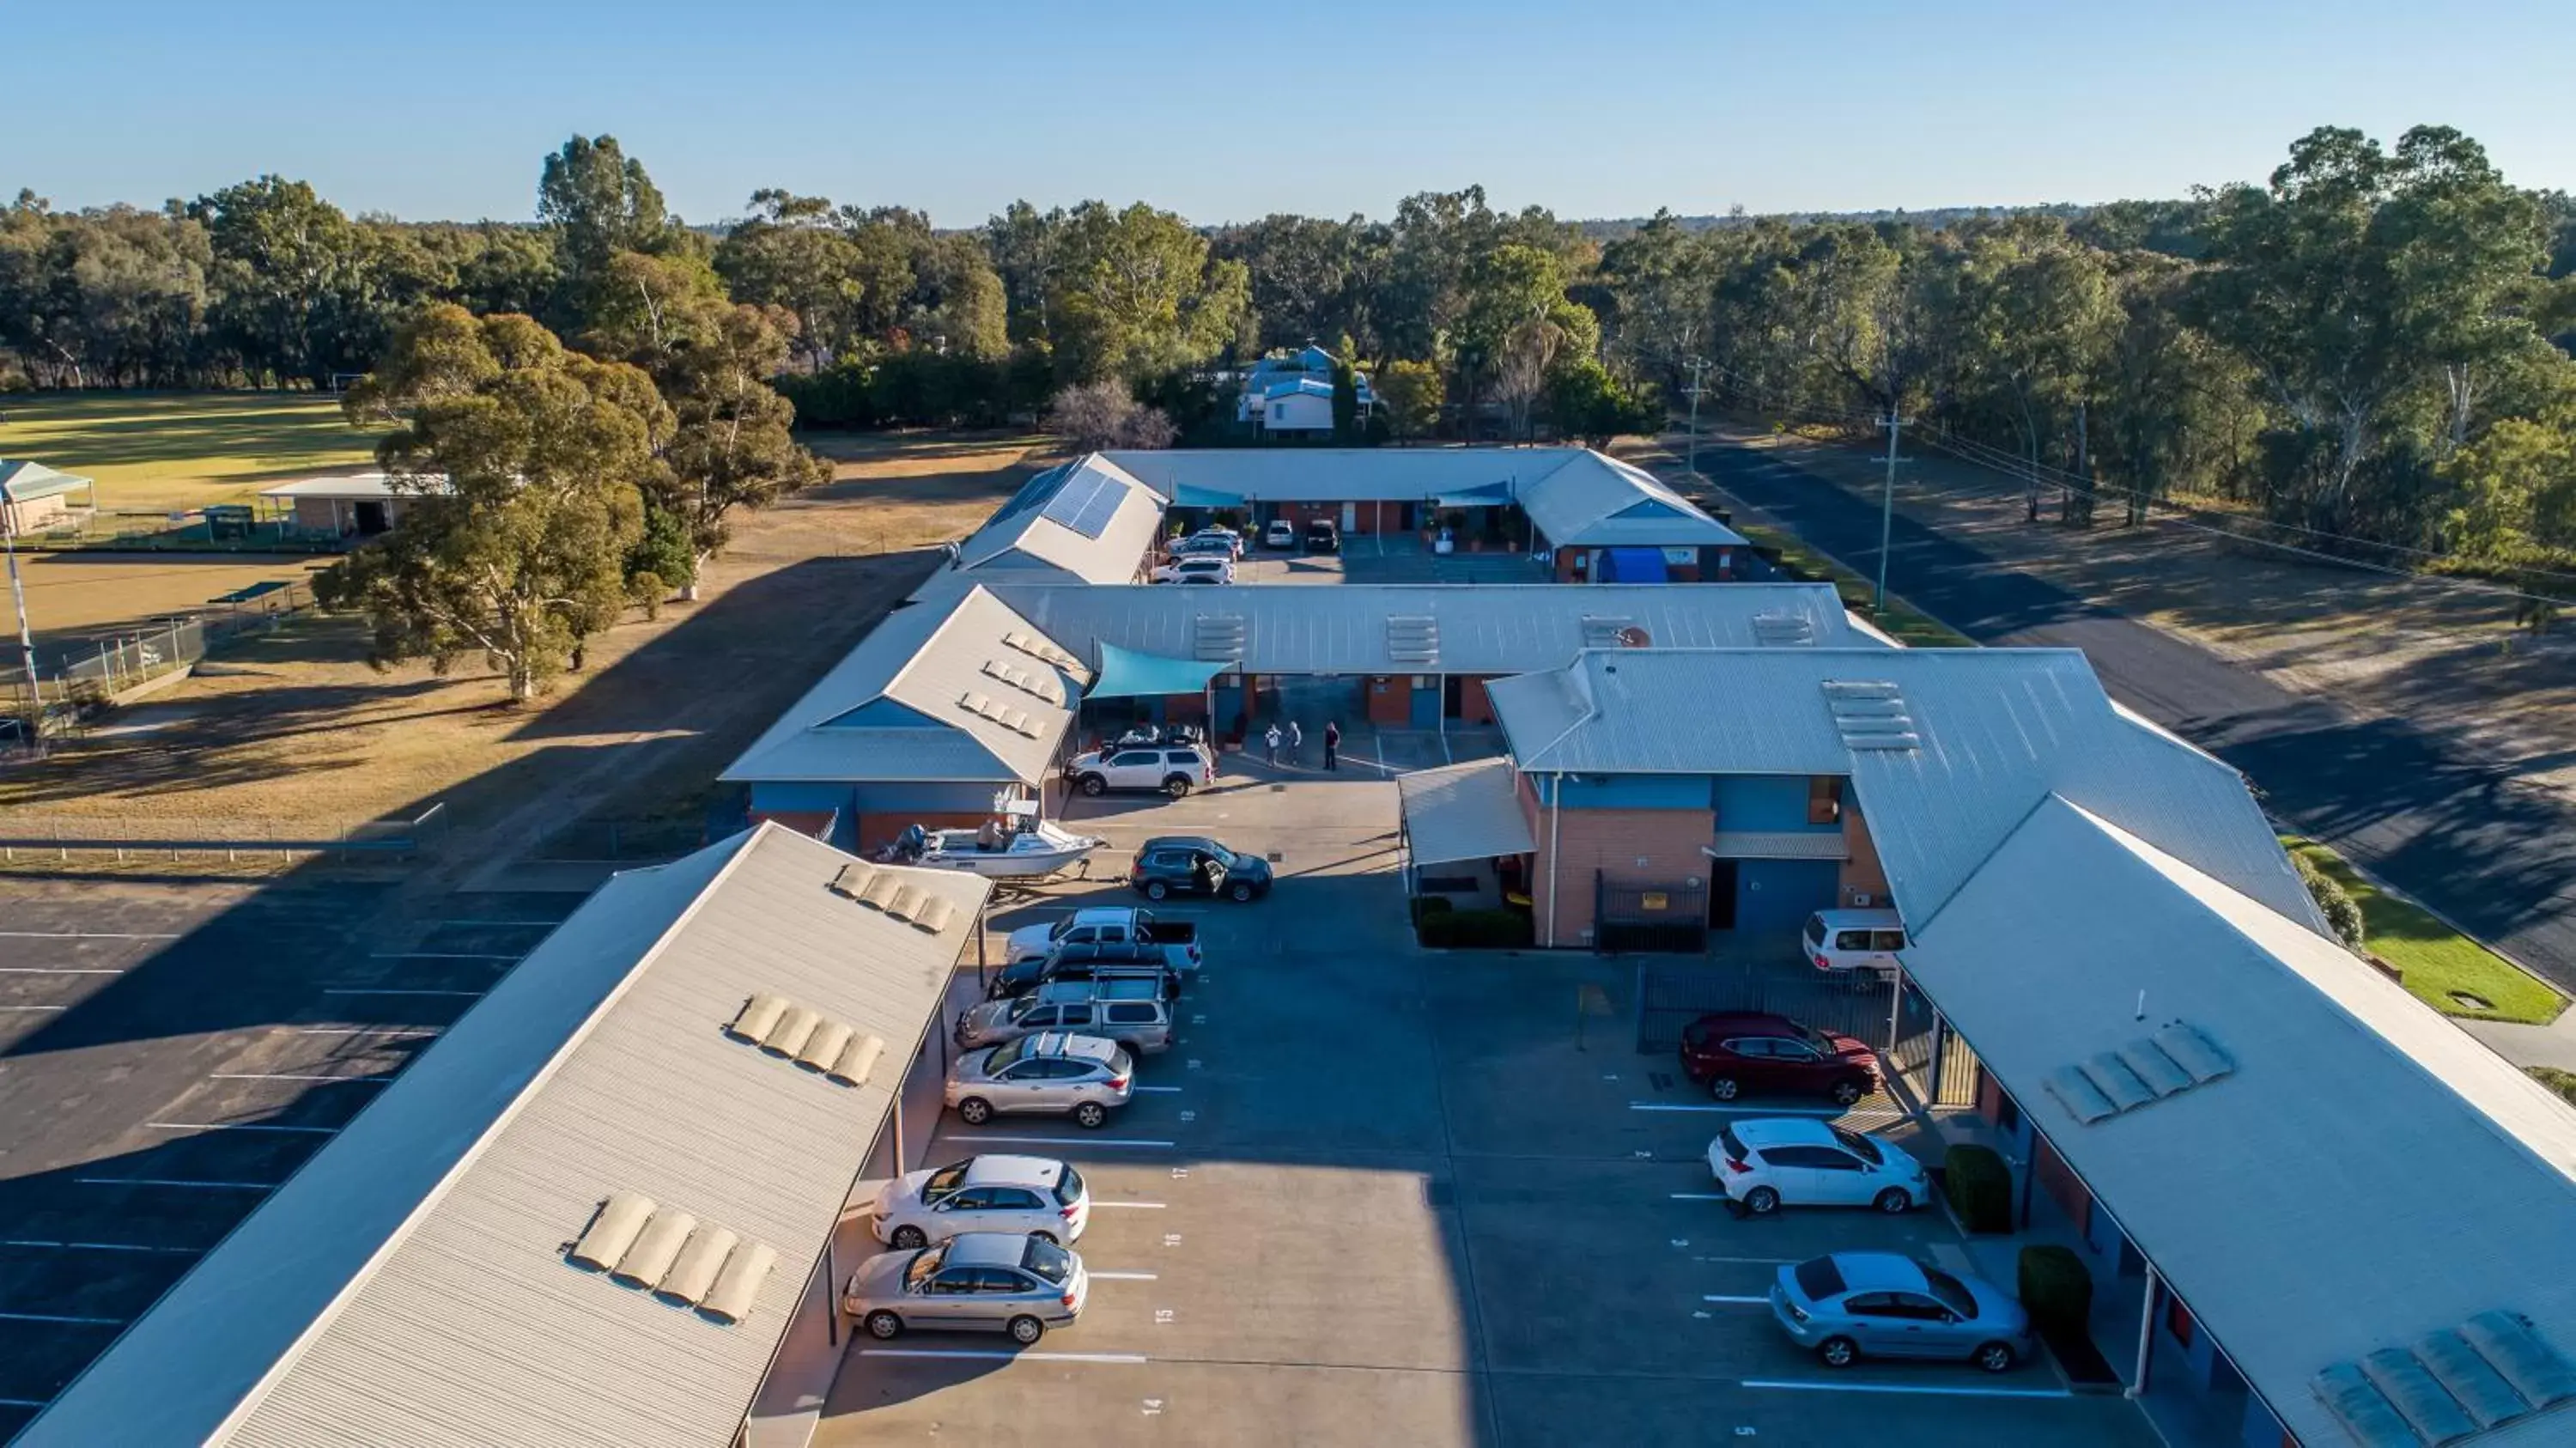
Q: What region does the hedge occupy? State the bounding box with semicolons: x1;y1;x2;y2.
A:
1419;907;1531;948
1942;1144;2014;1234
2017;1244;2093;1338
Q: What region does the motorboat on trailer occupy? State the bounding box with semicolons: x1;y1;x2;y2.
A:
878;802;1103;879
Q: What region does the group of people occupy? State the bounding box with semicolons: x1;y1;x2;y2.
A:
1260;718;1343;771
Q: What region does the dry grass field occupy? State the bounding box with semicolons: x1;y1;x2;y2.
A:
0;430;1053;845
11;553;329;641
0;392;382;512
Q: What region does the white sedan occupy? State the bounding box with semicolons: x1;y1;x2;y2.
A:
1707;1116;1930;1215
872;1153;1091;1248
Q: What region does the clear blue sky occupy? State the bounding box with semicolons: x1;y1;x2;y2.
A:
14;0;2573;226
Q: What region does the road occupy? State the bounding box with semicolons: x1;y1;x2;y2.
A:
1684;435;2576;994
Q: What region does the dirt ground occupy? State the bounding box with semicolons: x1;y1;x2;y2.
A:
0;392;381;512
0;431;1052;841
10;552;329;642
1700;423;2576;800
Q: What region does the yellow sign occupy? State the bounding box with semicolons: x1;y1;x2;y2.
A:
1640;891;1669;911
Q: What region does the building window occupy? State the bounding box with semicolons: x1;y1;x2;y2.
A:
2165;1291;2196;1348
1807;776;1843;824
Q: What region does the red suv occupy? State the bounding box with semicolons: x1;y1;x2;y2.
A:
1678;1012;1878;1106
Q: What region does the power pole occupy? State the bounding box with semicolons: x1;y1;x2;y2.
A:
1681;356;1711;483
3;510;39;749
1874;406;1907;613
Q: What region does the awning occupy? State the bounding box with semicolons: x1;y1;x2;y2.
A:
1088;642;1230;700
1705;832;1849;861
1599;547;1669;582
1397;757;1538;866
1432;483;1512;508
1172;484;1246;509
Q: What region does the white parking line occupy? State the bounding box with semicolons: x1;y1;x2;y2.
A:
1131;1086;1184;1094
0;1396;50;1408
0;967;123;976
0;1310;124;1326
1630;1102;1839;1116
0;931;179;940
963;1135;1176;1149
146;1122;339;1135
321;988;482;998
1671;1192;1729;1202
209;1073;390;1084
855;1348;1147;1365
1702;1294;1770;1305
1089;1201;1167;1210
2;1239;201;1255
368;952;520;961
1741;1378;2071;1400
1086;1271;1159;1281
76;1177;279;1191
428;919;562;928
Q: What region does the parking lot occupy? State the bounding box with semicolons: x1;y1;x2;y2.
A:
816;762;2160;1446
1183;531;1548;587
0;872;581;1433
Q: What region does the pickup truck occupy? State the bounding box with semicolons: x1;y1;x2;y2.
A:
1005;907;1200;971
987;946;1182;1002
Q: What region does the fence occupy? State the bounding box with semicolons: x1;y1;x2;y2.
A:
4;580;321;733
0;802;449;866
1594;873;1710;954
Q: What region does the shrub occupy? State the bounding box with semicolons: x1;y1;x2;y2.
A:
2017;1244;2093;1339
2293;851;2367;950
1942;1144;2014;1233
1411;895;1455;925
1416;903;1528;948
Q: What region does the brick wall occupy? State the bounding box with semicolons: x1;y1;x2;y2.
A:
1365;675;1411;725
1534;803;1716;946
1455;677;1497;724
1840;802;1893;908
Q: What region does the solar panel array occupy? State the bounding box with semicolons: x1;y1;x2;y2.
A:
992;464;1073;525
1042;468;1127;538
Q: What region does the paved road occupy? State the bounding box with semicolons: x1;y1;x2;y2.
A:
1688;437;2576;993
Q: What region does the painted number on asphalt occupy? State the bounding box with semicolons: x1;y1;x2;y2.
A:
1179;1110;1197;1123
1163;1233;1182;1248
1186;1058;1202;1071
1155;1308;1176;1325
1143;1400;1165;1417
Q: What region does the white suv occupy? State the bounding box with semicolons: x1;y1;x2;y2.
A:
1706;1117;1930;1215
1069;745;1213;798
1151;556;1234;585
872;1154;1091;1249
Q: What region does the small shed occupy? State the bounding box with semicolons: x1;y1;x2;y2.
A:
260;472;447;538
0;460;94;537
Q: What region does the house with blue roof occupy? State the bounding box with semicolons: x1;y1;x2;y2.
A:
1236;344;1372;434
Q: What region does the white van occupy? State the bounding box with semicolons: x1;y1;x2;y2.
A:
1802;909;1908;979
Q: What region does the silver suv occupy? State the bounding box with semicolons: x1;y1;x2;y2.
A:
844;1232;1091;1345
947;1031;1134;1129
956;978;1174;1055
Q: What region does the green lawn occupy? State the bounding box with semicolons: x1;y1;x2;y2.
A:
0;391;381;512
2284;837;2567;1025
1733;520;1975;648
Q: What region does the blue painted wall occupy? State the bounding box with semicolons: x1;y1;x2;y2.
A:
749;781;857;849
1409;679;1440;729
1558;775;1713;810
851;782;1004;814
1711;776;1839;834
2239;1391;2285;1448
1735;859;1839;934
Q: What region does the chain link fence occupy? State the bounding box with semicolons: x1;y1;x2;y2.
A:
0;802;449;865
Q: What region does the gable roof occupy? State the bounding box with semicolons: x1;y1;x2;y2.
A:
1515;450;1747;548
1261;377;1336;401
952;454;1164;584
1904;800;2576;1448
22;824;987;1448
1484;648;2319;930
721;586;1081;787
983;582;1866;678
0;459;92;503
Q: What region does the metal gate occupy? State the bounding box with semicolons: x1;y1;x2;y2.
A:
1635;961;1895;1054
1594;873;1708;954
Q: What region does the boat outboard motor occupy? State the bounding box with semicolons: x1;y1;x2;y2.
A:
884;823;929;862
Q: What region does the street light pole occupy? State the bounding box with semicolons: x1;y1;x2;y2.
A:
1874;406;1906;613
3;507;39;745
1682;356;1710;483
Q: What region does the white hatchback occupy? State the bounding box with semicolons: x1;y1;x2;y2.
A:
1707;1116;1930;1215
872;1154;1091;1249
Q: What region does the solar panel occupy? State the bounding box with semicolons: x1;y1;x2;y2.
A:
1064;478;1127;538
993;464;1073;523
1041;470;1116;536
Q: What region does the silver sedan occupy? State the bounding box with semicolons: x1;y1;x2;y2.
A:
1769;1251;2032;1372
843;1232;1090;1345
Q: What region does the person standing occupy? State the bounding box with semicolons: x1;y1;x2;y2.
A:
1323;721;1341;772
1263;721;1282;765
1287;719;1303;765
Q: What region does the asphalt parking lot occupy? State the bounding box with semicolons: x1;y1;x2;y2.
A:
0;872;580;1433
815;764;2161;1447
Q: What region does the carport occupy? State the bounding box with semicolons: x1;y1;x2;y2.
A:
1395;757;1535;909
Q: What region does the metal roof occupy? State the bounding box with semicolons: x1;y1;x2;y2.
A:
984;582;1862;678
0;459;93;502
1395;757;1536;866
23;824;988;1448
953;455;1163;583
1903;799;2576;1448
1485;647;2319;931
257;472;453;501
723;587;1080;786
1512;451;1747;549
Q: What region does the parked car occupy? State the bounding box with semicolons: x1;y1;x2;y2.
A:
1131;836;1273;902
871;1154;1091;1248
1262;519;1297;551
1066;745;1215;798
955;981;1175;1056
1185;526;1245;558
1803;908;1908;979
1005;906;1202;970
1704;1117;1930;1214
1679;1012;1877;1105
945;1030;1135;1128
844;1231;1090;1345
987;948;1180;1002
1769;1252;2031;1372
1151;557;1235;586
1303;518;1340;554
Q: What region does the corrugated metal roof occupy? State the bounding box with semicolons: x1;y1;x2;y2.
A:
23;824;988;1448
1513;451;1747;549
1903;799;2576;1448
0;459;94;502
1485;648;2319;930
257;472;453;500
1396;757;1536;865
954;455;1162;583
984;582;1862;678
723;587;1078;786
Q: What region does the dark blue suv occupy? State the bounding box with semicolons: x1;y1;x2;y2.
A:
1129;837;1272;903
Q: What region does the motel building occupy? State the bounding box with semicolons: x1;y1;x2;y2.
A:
1386;642;2576;1448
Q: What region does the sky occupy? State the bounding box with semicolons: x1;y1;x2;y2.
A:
11;0;2574;228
